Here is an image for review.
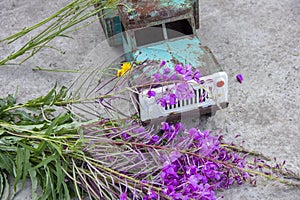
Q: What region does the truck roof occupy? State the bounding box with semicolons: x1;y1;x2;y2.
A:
129;36;222;85
118;0;198;29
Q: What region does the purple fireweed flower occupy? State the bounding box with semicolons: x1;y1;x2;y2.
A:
170;74;178;80
196;134;220;156
202;162;222;180
198;184;216;200
175;83;195;100
158;93;177;107
154;73;160;82
170;151;181;162
163;67;171;74
160;60;167;67
185;64;192;72
188;174;200;188
157;98;167;107
185;165;198;176
144;190;158;199
148;135;160;144
161;164;179;180
174;122;185;132
121;132;130;141
193;69;202;83
98;97;104;103
161;122;170;131
175;64;183;74
183;72;193;81
162;123;181;142
119;192;127;200
147;90;156;98
188;127;201;140
162;74;169;81
182;65;193;81
163;185;175;195
132;126;145;134
166;93;177;105
236;73;243;83
142;196;149;200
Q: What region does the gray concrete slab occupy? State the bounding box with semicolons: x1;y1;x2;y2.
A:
0;0;299;199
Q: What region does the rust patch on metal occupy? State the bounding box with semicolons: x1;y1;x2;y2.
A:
118;0;194;29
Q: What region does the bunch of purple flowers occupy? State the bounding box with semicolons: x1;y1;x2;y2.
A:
137;122;250;200
147;62;203;108
109;120;299;200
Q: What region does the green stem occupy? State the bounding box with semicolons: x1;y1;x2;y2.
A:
111;141;300;187
221;143;272;161
70;152;170;199
32;67;80;73
0;0;120;66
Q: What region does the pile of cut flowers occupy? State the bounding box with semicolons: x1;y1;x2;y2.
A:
0;61;299;200
0;1;299;199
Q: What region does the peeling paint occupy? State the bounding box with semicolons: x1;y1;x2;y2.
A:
131;36;222;80
118;0;199;29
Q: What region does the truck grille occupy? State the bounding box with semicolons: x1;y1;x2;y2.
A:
164;87;209;111
138;72;228;122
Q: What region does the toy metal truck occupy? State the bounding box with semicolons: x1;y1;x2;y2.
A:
97;0;228;123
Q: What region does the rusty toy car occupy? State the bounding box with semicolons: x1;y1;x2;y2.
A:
97;0;228;123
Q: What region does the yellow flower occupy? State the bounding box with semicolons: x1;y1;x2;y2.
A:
117;62;132;77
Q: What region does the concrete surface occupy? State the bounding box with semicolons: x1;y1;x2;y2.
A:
0;0;299;199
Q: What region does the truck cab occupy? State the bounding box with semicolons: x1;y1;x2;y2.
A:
98;0;228;122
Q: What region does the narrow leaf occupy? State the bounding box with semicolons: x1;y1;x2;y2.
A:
0;154;14;175
13;147;24;191
22;148;31;187
29;169;38;200
1;171;10;200
55;159;64;193
0;171;4;198
34;140;47;155
31;154;57;170
62;182;71;200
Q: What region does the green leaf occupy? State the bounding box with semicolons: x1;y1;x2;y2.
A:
45;114;71;135
62;182;71;200
0;154;14;175
47;166;56;200
13;147;24;191
0;144;17;152
56;86;68;100
29;169;38;200
39;167;52;200
22;148;31;187
0;136;23;146
0;94;17;109
49;141;63;159
0;171;4;198
31;154;58;170
12;110;39;125
17;141;36;152
0;170;10;200
34;140;47;155
55;160;63;195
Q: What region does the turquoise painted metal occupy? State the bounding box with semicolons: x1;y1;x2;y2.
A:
132;36;222;78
